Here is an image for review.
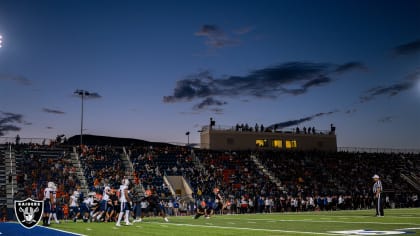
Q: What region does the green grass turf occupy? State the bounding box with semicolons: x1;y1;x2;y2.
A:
50;208;420;236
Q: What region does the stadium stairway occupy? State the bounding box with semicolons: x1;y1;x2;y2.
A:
250;155;283;190
400;173;420;192
122;147;145;195
4;148;16;209
190;149;206;173
0;146;7;207
70;147;89;195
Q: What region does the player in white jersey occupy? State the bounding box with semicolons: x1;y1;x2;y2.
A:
116;179;132;226
70;189;81;222
43;182;55;226
81;193;96;222
96;183;112;221
48;185;60;224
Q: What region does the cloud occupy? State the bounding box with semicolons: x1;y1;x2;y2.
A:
393;39;420;56
268;111;338;129
193;97;227;110
42;108;66;114
345;108;357;114
233;26;255;35
195;24;240;48
360;71;419;103
334;62;368;74
164;61;366;109
0;75;32;85
0;111;24;136
378;116;393;123
210;108;224;115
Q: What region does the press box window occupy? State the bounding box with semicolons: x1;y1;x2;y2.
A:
272;140;282;148
285;140;297;149
256;139;268;147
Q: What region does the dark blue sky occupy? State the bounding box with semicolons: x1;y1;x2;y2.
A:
0;0;419;148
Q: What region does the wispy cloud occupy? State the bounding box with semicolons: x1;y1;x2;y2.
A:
193;97;227;110
0;75;32;85
164;61;366;110
195;24;240;48
46;126;54;130
345;108;357;114
42;108;66;114
360;70;419;103
0;111;24;136
233;26;255;35
393;39;420;56
268;111;338;129
378;116;394;123
334;62;367;74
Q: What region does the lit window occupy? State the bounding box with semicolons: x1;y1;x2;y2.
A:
285;140;297;149
273;140;282;148
256;139;268;147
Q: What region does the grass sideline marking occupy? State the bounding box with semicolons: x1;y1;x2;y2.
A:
152;222;339;235
231;218;420;225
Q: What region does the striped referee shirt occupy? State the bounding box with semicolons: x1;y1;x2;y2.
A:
373;180;382;194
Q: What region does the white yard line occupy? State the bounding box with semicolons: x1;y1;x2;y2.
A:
225;218;420;225
37;225;87;236
152;222;339;235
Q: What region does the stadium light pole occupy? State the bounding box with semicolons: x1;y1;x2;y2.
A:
74;89;100;146
185;131;190;146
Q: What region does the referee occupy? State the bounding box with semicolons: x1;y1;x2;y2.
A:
372;174;384;217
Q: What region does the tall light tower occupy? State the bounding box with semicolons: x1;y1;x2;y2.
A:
74;89;100;146
185;131;190;146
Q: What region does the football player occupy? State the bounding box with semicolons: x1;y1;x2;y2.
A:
116;179;132;226
81;192;96;222
42;182;55;226
136;189;168;222
213;187;226;213
96;182;113;221
70;189;81;222
48;184;60;225
193;200;207;219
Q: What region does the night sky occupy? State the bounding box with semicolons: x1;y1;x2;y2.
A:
0;0;419;149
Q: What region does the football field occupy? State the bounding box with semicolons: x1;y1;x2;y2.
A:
43;208;420;236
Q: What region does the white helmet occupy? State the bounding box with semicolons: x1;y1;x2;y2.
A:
123;179;130;186
48;182;55;188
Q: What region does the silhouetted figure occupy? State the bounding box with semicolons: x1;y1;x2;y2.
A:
303;127;307;134
312;127;316;134
15;135;20;145
330;123;336;135
236;124;240;131
296;127;300;134
210;118;215;130
255;123;259;132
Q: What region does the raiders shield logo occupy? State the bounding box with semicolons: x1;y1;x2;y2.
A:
14;198;44;229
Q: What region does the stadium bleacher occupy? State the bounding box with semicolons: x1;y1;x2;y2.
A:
0;142;419;222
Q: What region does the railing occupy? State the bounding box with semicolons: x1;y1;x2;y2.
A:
201;125;333;135
0;137;50;144
338;147;420;154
